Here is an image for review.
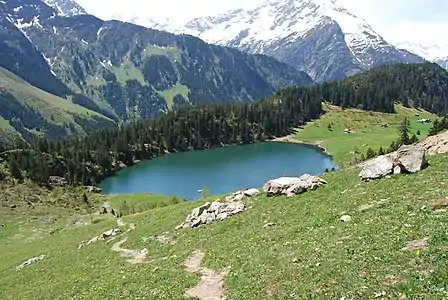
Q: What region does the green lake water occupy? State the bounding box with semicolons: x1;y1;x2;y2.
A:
99;142;335;199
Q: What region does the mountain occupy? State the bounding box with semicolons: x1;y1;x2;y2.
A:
0;0;312;123
42;0;86;16
434;57;448;70
149;0;425;82
0;66;113;146
396;41;448;70
0;2;73;97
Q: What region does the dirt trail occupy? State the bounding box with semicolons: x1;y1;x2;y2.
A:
183;250;228;300
111;238;148;264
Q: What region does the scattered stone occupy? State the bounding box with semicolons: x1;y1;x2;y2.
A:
85;186;102;193
243;188;260;197
401;237;430;251
100;202;111;215
183;250;228;300
117;219;126;227
359;145;427;180
111;238;148;264
16;255;45;271
374;291;386;298
78;228;123;249
49;176;67;186
263;175;327;197
340;215;352;223
263;222;276;228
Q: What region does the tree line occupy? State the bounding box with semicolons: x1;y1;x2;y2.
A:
2;62;448;186
3;90;322;186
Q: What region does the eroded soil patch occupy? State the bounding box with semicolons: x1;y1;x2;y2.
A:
183;250;228;300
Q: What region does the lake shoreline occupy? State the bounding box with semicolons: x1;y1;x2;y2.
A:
271;135;331;156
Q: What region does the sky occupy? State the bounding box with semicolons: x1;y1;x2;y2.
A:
76;0;448;52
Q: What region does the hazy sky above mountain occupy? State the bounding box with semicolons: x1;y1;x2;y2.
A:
76;0;447;46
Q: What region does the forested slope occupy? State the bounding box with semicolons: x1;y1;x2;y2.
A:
0;67;114;144
2;63;448;186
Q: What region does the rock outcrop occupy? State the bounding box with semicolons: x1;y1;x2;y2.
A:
177;188;260;229
417;131;448;156
177;201;245;229
359;145;427;180
263;175;327;197
78;228;123;249
16;255;45;271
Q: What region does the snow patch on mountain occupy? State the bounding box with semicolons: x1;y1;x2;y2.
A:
396;41;448;61
155;0;410;70
42;0;86;17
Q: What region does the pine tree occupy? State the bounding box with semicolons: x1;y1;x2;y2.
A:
398;118;411;146
428;120;440;136
8;157;23;182
366;147;376;159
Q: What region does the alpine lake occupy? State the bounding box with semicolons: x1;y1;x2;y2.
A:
99;142;336;199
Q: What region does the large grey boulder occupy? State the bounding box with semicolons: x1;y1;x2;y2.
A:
263;175;327;197
359;145;427;180
389;145;427;173
359;155;395;180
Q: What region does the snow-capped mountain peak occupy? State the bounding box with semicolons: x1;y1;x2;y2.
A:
151;0;423;81
42;0;86;17
395;41;448;61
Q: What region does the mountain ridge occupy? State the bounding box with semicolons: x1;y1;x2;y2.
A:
0;66;114;146
0;0;312;124
144;0;425;82
396;41;448;70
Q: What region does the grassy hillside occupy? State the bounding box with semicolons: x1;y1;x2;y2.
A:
294;104;437;165
0;116;23;146
1;106;447;299
0;67;114;144
0;155;447;299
